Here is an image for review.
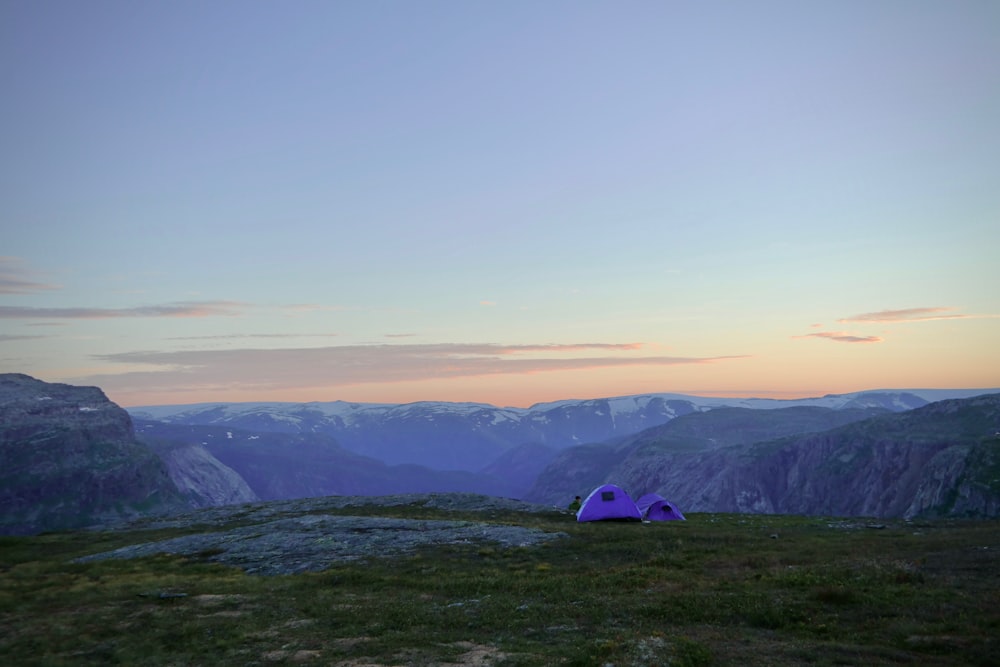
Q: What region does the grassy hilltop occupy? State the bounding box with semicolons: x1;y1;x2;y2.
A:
1;501;998;666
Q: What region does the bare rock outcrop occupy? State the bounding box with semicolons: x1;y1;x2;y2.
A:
77;493;568;576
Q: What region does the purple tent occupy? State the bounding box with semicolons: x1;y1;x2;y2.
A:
635;493;686;521
576;484;641;522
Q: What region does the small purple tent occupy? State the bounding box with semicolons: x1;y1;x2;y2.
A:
635;493;686;521
576;484;641;522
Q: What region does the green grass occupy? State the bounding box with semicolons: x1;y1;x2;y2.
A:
1;508;998;666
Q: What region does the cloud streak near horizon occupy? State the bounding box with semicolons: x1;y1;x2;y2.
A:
0;257;61;295
0;334;48;342
839;307;969;323
167;333;339;341
794;332;883;344
81;342;747;396
0;301;247;319
794;306;997;344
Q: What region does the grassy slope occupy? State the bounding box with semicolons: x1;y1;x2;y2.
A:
1;506;998;666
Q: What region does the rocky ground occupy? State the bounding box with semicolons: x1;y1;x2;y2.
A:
77;493;570;576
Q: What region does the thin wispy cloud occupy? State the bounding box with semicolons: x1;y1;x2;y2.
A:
0;334;48;342
0;301;247;319
167;333;338;341
797;305;997;344
280;304;347;313
0;257;61;294
793;332;883;344
81;343;747;396
839;307;968;323
494;343;644;354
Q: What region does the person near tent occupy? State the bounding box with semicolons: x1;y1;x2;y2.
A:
567;496;582;512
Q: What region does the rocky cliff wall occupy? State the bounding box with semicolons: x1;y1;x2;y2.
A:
529;395;1000;519
0;374;187;535
612;395;1000;518
151;442;259;507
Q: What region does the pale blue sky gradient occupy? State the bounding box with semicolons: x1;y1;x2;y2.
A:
2;1;998;406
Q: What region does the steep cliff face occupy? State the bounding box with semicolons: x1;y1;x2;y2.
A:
0;374;187;535
612;394;1000;518
148;441;259;508
525;406;887;506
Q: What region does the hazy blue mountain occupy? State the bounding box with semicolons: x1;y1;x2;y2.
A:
476;441;559;500
128;389;993;472
134;420;517;501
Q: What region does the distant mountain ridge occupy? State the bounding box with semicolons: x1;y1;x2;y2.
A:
129;389;996;471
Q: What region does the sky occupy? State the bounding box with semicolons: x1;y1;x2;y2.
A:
2;1;999;408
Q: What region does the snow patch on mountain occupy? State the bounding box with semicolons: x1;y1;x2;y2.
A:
130;388;999;424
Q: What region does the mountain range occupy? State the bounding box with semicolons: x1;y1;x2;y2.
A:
127;388;984;471
2;372;999;535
